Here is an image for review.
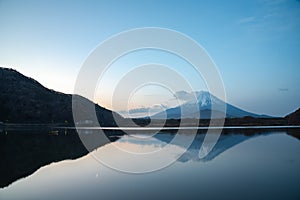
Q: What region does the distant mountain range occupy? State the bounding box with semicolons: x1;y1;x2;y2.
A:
152;91;270;119
0;67;121;126
0;67;299;125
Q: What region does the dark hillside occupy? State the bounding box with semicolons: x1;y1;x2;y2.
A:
0;67;121;126
285;108;300;125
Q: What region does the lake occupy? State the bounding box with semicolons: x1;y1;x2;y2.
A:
0;128;300;200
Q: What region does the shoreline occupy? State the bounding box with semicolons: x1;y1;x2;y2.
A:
1;123;300;131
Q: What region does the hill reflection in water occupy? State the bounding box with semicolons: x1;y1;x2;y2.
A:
0;128;121;188
0;128;299;189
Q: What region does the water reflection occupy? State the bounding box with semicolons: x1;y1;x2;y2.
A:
1;128;300;188
1;129;300;200
0;128;119;188
1;128;300;200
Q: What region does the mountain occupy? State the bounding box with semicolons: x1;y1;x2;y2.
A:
0;67;121;126
152;91;269;119
285;108;300;125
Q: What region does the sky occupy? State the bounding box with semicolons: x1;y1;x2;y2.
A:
0;0;300;117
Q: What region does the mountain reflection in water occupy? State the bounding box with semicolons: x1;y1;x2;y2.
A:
0;128;299;192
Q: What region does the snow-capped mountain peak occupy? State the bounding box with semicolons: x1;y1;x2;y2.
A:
152;90;267;119
195;91;212;107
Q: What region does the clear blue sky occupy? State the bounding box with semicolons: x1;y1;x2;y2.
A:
0;0;299;117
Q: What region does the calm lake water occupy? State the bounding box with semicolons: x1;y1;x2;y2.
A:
0;128;300;200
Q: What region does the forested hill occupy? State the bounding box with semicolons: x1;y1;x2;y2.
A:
0;67;121;126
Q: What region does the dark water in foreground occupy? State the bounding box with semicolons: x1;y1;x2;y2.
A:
0;128;300;200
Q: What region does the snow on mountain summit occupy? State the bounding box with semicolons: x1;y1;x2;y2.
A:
152;90;267;119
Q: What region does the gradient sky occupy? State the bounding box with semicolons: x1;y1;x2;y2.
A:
0;0;300;117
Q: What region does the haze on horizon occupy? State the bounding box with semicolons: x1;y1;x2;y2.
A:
0;0;300;117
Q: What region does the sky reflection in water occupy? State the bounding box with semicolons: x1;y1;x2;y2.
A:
1;130;300;200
